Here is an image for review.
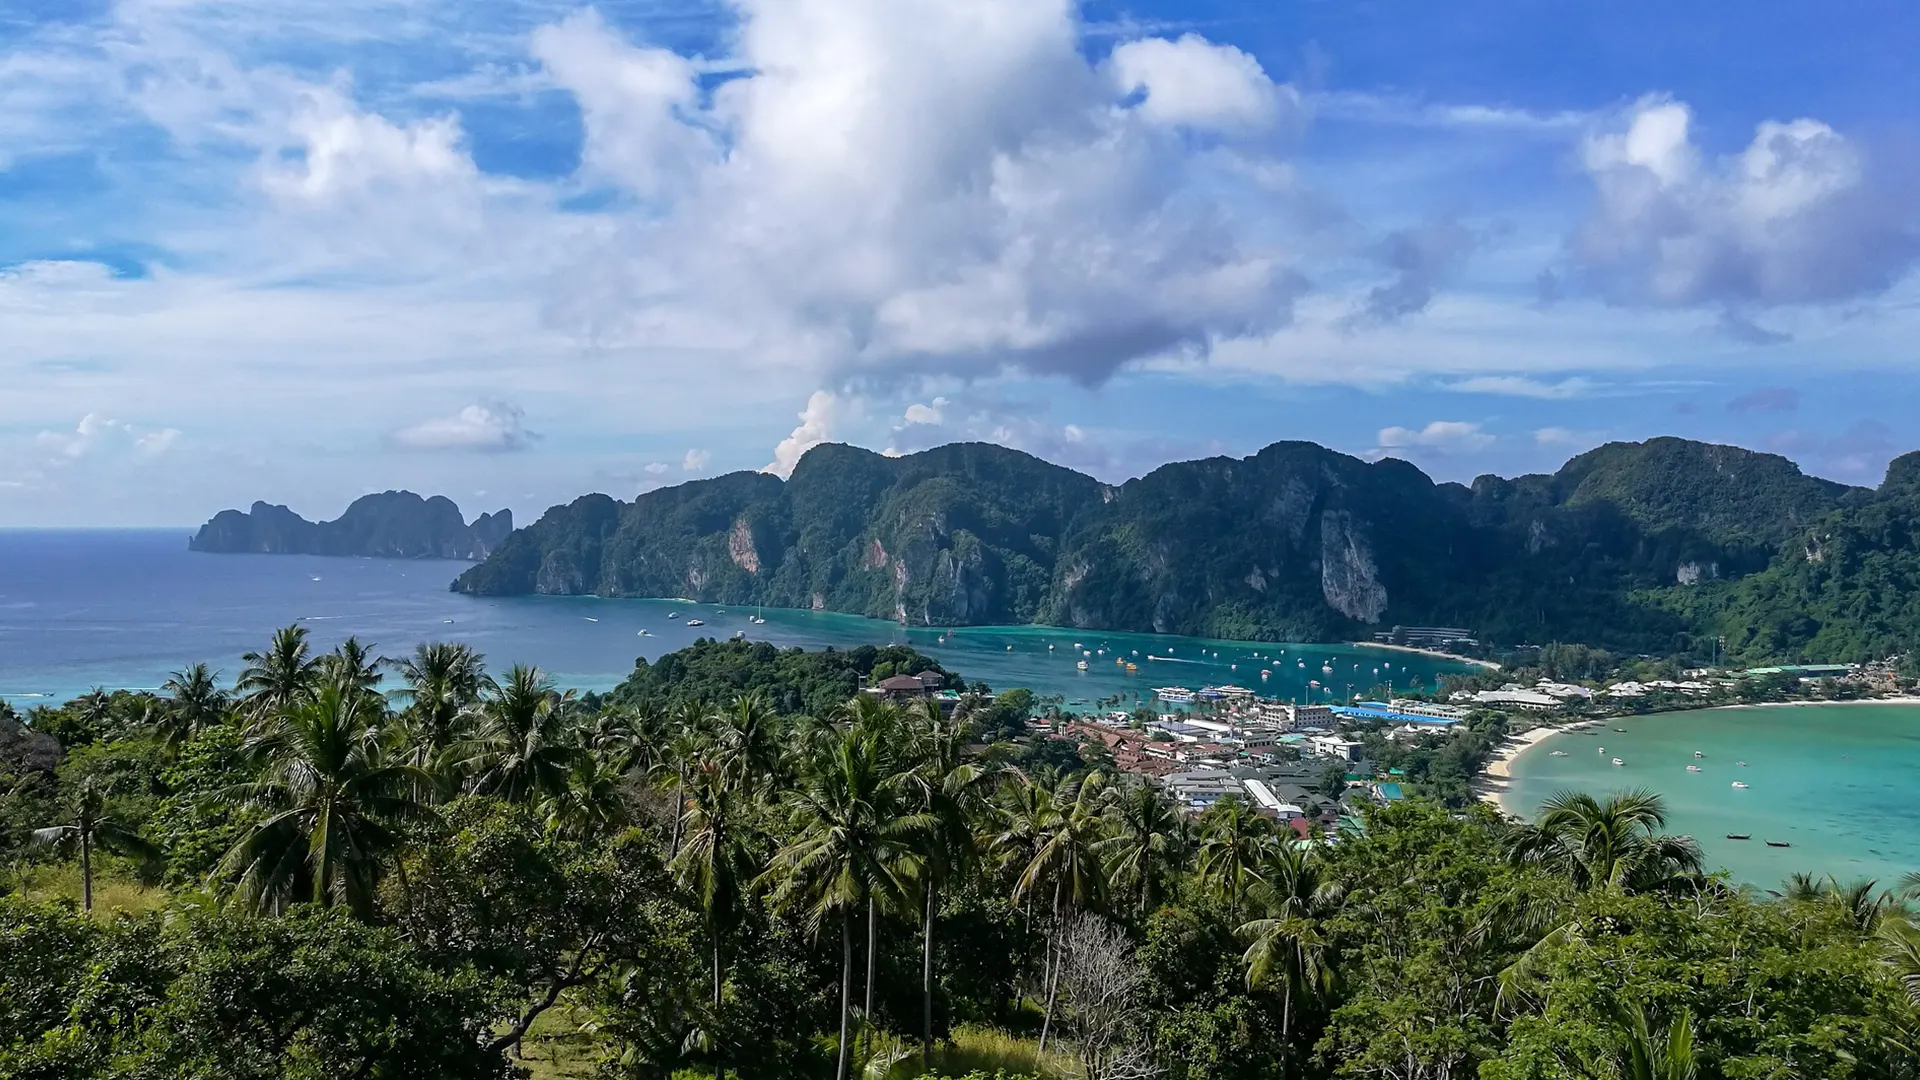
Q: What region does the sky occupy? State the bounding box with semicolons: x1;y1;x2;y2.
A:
4;0;1920;526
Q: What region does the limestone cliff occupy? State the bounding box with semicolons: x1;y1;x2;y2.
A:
190;492;512;560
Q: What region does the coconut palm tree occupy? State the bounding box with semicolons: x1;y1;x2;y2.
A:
659;700;708;859
1238;839;1345;1078
1877;916;1920;1008
1100;781;1186;918
540;751;633;840
675;758;758;1016
466;665;578;803
1197;796;1272;922
155;663;230;752
763;722;926;1080
317;636;384;700
898;701;992;1060
1584;1003;1697;1080
33;776;160;911
998;769;1112;1053
237;624;320;721
1508;789;1702;892
218;684;429;916
386;642;484;747
69;687;116;741
714;692;785;794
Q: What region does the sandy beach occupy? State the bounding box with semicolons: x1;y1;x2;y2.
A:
1474;725;1569;814
1353;641;1501;670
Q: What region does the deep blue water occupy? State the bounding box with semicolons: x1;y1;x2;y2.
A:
0;530;1468;705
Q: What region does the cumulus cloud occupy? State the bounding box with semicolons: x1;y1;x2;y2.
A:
1727;386;1800;414
643;462;669;475
1573;96;1920;312
1533;426;1604;447
36;413;181;462
1375;420;1495;455
389;402;535;452
531;0;1308;384
765;390;843;478
682;449;710;472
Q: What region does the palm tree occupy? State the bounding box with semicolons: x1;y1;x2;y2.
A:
659;701;707;859
317;636;384;699
237;624;320;720
763;723;926;1080
714;692;784;794
1100;781;1186;917
33;776;160;911
155;663;230;752
1239;840;1345;1079
1581;1003;1696;1080
1508;789;1703;892
540;752;633;840
466;665;578;803
675;758;757;1014
1877;916;1920;1008
71;687;116;740
218;684;429;916
1197;796;1272;922
998;770;1112;1054
898;701;991;1060
386;642;484;751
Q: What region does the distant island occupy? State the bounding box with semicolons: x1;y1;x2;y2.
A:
451;436;1920;666
190;491;512;560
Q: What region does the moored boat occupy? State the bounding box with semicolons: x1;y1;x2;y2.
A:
1765;840;1791;848
1726;833;1751;840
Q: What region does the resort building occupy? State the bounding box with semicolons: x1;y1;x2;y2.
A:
1310;734;1366;762
1471;687;1560;709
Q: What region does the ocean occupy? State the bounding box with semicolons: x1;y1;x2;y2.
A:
0;529;1464;708
1504;703;1920;890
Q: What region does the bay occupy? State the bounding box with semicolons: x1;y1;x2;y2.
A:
1504;703;1920;889
0;529;1466;706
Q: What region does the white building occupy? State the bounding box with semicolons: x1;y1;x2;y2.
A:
1309;734;1365;762
1473;688;1560;709
1386;698;1471;720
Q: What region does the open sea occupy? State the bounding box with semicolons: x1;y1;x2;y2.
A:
1505;704;1920;890
0;529;1463;708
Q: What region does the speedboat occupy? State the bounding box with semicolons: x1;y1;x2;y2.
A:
1597;746;1605;753
1611;757;1625;766
1731;781;1749;789
686;619;705;627
1735;760;1748;767
1725;833;1750;840
1076;660;1089;671
1694;750;1704;758
1549;750;1568;757
638;629;651;636
1686;765;1702;773
1765;840;1791;848
668;612;680;619
584;617;598;623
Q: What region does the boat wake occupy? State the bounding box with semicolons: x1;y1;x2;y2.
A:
1146;655;1201;663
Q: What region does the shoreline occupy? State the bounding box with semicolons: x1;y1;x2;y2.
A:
1474;724;1576;815
1353;641;1500;670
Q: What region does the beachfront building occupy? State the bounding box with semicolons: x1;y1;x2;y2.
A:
1472;687;1560;710
1371;625;1479;649
1250;700;1335;730
1385;698;1471;720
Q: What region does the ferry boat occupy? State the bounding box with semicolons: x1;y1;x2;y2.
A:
1731;781;1750;789
1154;686;1195;703
686;619;704;627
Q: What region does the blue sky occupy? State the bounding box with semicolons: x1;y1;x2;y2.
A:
3;0;1919;526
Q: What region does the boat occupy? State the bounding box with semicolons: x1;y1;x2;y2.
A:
668;612;680;619
1612;727;1626;733
1726;833;1750;840
1076;661;1089;671
1765;840;1791;848
1597;746;1605;753
1694;750;1704;758
1735;760;1748;767
732;630;746;641
1686;765;1702;772
1611;757;1625;766
1125;663;1137;672
637;629;651;636
686;619;705;627
1731;781;1749;789
443;618;454;624
1549;750;1568;757
584;617;598;623
1083;650;1092;657
1006;645;1013;651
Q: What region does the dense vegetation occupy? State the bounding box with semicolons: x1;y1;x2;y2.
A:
191;491;513;559
452;437;1920;663
4;634;1918;1079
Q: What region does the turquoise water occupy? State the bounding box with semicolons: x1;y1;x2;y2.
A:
0;530;1466;706
1505;704;1920;889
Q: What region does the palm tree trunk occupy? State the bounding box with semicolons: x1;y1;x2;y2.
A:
922;883;936;1067
1038;878;1062;1054
712;929;723;1010
866;894;877;1020
1280;972;1293;1080
670;764;686;858
837;907;853;1080
80;828;93;912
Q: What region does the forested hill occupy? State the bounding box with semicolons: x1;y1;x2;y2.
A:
451;437;1920;662
191;491;513;560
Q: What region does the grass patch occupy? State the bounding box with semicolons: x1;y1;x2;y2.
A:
512;997;603;1080
20;863;167;917
871;1024;1074;1079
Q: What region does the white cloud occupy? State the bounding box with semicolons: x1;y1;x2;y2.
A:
389;402;535;452
1107;34;1291;131
901;397;949;426
1533;426;1605;447
643;462;669;475
36;413;182;462
1375;420;1495;454
764;390;843;478
682;449;711;472
1445;375;1595;399
1573;96;1920;312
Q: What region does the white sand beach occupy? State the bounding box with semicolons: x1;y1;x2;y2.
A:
1474;725;1567;815
1353;641;1501;670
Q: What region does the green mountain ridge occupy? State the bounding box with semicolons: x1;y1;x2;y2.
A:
452;437;1920;663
